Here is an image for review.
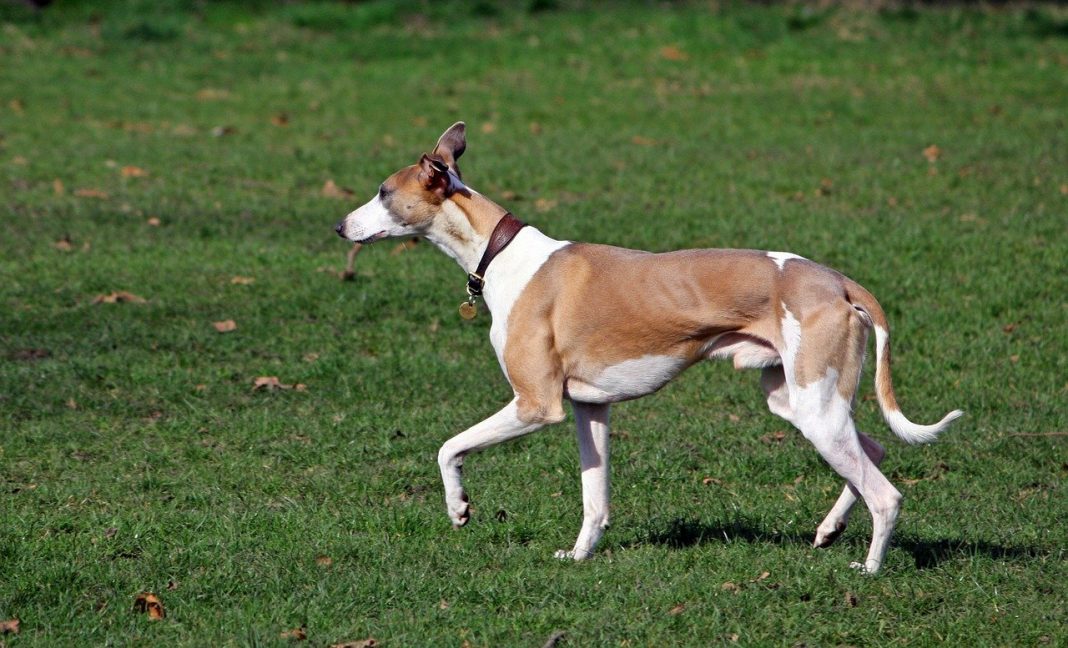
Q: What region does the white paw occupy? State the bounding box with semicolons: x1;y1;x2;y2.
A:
849;560;880;574
554;548;591;561
446;492;470;528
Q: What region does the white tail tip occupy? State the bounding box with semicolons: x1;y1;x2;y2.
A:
885;409;964;445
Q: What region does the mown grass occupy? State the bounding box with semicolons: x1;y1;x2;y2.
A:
1;1;1066;645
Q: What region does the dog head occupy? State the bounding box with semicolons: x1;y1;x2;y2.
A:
334;122;468;243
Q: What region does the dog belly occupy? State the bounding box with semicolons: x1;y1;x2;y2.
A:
564;354;688;403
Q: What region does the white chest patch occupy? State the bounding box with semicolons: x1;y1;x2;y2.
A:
565;355;688;404
482;227;570;364
767;251;805;270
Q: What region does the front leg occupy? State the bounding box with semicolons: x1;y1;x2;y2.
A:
556;401;611;560
437;398;548;527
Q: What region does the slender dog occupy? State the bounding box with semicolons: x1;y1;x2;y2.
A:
334;122;962;573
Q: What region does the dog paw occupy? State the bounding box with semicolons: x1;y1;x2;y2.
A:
447;492;470;528
813;521;847;548
849;560;880;574
553;548;592;561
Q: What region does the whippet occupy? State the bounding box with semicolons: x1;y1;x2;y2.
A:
334;122;962;573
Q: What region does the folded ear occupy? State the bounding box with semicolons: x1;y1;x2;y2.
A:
419;153;451;194
432;122;466;179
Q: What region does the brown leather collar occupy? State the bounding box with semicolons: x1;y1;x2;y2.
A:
466;213;526;297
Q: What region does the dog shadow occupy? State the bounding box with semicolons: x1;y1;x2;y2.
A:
625;516;1049;570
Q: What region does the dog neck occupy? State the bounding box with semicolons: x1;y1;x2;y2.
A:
423;188;513;275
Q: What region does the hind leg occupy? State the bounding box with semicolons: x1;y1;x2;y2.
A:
812;433;885;548
791;375;902;573
764;367;892;558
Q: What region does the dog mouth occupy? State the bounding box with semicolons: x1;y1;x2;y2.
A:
356;230;387;244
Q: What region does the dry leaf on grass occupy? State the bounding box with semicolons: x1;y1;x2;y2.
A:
481;122;497;134
121;165;148;178
0;618;19;634
760;430;787;444
315;555;333;567
252;376;306;392
230;275;255;285
631;135;657;146
133;592;165;620
923;144;941;163
75;188;109;199
280;626;308;640
322;179;355;199
271;112;290;127
659;45;690;61
54;236;75;251
212;319;237;333
92;291;147;304
721;581;741;593
329;640;377;648
53;178;65;195
147;217;161;226
668;603;686;615
196;87;230;101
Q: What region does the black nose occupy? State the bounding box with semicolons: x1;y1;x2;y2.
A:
334;221;345;237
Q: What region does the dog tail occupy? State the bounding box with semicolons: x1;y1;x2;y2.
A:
846;281;963;445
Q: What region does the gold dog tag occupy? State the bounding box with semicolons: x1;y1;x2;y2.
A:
459;301;477;320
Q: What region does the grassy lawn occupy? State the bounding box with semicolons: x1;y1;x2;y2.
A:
2;1;1067;645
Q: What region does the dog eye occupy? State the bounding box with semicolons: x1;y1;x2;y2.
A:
378;185;388;199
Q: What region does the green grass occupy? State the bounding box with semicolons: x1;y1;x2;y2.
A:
2;1;1067;645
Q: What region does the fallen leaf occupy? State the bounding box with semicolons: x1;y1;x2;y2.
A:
253;376;286;391
752;571;771;582
92;291;147;304
133;592;165;620
75;188;109;199
439;599;450;610
166;579;179;590
55;235;77;251
53;178;65;195
147;217;162;226
230;276;255;285
760;430;787;444
12;155;27;165
67;398;78;409
104;527;118;538
1060;184;1068;196
631;135;656;146
322;179;355;199
11;348;50;361
817;178;833;196
844;591;859;607
668;603;686;615
121;165;148;178
315;555;333;567
1002;322;1018;334
196;87;230;101
0;618;19;634
212;319;237;333
329;640;377;648
702;476;723;486
721;581;741;593
923;144;941;163
529;121;543;135
481;122;497;134
280;626;307;640
271;112;290;127
728;413;741;423
534;198;557;212
1010;354;1020;363
211;125;236;137
303;352;320;363
659;45;690;61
